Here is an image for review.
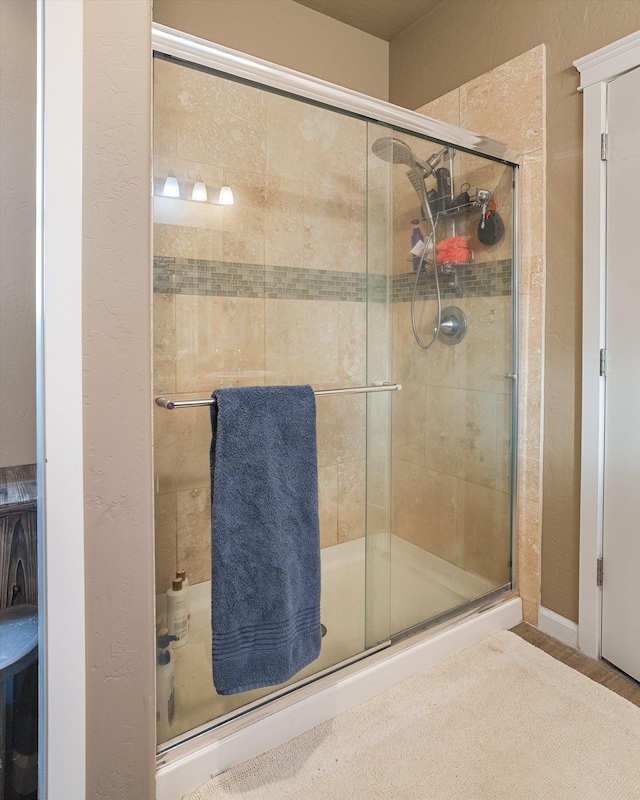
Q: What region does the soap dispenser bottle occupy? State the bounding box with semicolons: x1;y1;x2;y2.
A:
166;578;188;647
156;633;178;742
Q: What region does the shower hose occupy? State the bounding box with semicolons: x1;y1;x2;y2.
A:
411;217;441;350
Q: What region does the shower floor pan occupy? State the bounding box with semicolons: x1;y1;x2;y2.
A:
161;536;495;747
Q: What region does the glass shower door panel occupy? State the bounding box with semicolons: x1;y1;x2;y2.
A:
375;127;515;637
365;122;394;649
152;56;268;746
153;55;390;747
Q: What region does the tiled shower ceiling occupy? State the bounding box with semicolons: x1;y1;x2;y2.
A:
292;0;445;41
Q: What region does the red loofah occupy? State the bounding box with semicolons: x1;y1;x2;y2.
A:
435;235;471;265
435;236;467;251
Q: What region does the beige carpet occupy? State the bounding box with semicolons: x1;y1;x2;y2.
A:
185;631;640;799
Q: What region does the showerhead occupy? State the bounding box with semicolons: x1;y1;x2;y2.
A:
372;136;433;223
371;136;417;168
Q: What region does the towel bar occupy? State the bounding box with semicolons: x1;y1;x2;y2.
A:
155;383;402;410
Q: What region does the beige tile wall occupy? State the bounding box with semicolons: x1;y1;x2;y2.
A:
389;115;515;591
153;58;368;274
152;58;368;592
391;293;513;588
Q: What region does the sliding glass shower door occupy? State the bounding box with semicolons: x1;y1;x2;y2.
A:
151;51;516;752
152;55;393;748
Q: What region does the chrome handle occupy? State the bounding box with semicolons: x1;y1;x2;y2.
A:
505;372;518;381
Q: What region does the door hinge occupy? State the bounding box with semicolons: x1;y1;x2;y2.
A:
601;132;608;161
597;557;604;587
600;349;606;376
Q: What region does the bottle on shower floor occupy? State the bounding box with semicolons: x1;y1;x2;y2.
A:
176;569;190;631
156;632;178;742
167;577;189;647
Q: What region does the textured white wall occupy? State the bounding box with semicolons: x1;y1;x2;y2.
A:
0;0;37;468
83;1;155;795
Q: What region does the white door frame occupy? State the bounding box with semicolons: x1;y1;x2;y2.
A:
37;1;86;797
576;30;640;659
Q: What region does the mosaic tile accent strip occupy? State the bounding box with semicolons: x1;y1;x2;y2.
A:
265;264;379;303
153;257;510;302
392;259;512;302
154;258;265;298
154;257;388;302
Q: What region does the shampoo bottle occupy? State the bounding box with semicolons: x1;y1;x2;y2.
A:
410;220;425;271
156;633;177;742
166;578;189;647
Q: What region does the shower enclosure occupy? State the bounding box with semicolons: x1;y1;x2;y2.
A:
152;32;518;759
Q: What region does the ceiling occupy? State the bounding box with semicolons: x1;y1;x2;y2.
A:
292;0;445;42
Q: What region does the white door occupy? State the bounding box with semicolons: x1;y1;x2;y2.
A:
602;64;640;681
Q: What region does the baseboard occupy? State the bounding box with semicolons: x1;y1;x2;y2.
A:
538;606;579;649
156;597;522;800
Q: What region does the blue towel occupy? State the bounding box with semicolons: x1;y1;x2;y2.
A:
209;385;321;695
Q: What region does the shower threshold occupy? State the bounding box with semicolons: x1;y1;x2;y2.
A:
156;540;520;800
157;537;496;748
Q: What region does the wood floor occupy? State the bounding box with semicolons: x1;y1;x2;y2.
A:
511;622;640;708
